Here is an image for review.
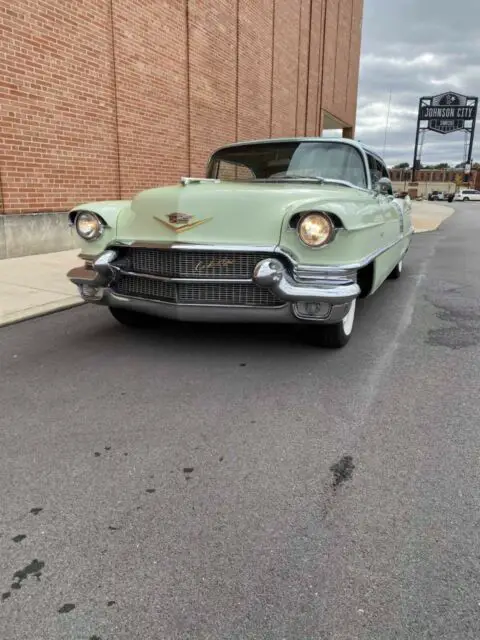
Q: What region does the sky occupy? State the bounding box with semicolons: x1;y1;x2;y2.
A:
352;0;480;167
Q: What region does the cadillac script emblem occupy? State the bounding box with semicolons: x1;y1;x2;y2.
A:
194;258;235;272
154;212;212;234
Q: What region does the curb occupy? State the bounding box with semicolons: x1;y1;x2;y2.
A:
0;298;85;329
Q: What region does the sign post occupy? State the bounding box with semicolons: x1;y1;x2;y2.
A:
412;92;478;182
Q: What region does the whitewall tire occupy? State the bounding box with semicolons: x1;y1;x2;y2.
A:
388;259;403;280
304;300;357;349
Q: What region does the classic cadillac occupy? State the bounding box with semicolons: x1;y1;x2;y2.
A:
67;137;413;348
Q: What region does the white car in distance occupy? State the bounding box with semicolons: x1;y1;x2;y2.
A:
454;189;480;201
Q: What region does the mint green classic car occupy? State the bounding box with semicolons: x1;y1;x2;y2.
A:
67;137;413;348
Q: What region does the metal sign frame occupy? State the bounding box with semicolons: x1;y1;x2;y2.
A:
412;92;477;182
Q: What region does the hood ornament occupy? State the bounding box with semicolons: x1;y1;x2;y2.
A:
168;212;191;224
154;212;212;234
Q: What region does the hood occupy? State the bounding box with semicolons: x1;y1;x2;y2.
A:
116;181;369;245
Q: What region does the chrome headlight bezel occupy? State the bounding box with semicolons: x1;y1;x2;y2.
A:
297;211;335;248
74;211;104;241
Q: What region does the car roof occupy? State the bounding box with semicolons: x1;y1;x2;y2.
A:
212;136;385;163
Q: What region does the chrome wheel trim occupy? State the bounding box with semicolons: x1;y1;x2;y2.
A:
342;300;356;336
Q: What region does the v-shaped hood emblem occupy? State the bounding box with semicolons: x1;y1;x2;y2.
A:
154;212;213;234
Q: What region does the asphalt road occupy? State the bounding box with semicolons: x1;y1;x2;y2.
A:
1;203;479;640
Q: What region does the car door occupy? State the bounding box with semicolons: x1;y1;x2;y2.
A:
367;153;407;285
472;190;480;201
367;152;395;236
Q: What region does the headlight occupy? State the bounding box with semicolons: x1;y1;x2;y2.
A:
75;212;103;241
298;212;334;247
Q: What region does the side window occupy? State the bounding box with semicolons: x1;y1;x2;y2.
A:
379;161;389;178
367;154;381;186
367;154;389;186
215;160;255;181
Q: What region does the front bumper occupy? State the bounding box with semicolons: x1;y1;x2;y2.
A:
253;258;359;305
67;250;360;325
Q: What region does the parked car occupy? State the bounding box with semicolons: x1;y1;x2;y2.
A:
454;188;480;201
67;137;413;349
428;191;445;201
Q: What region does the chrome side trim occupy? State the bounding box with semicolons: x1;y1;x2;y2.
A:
346;232;413;270
293;265;357;284
275;232;412;271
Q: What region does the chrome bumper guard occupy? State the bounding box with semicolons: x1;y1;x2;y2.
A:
67;249;359;324
253;258;359;305
67;250;119;287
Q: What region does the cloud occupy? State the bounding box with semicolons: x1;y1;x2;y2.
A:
356;0;480;166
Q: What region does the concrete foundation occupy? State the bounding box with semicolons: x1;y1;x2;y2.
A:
0;212;79;260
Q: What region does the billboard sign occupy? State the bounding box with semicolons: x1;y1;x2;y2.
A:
419;92;477;135
412;91;478;181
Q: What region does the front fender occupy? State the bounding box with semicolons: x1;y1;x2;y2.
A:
278;195;390;267
68;200;131;257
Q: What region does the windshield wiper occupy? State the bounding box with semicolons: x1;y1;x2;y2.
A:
255;175;325;183
254;175;356;188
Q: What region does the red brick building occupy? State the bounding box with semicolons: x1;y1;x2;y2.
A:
389;167;480;197
1;0;364;256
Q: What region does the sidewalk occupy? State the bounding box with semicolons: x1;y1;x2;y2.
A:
411;200;454;232
0;201;455;327
0;249;83;327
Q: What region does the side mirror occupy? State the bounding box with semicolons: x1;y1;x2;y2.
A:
376;177;393;196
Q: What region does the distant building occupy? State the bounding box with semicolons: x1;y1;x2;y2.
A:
389;167;480;197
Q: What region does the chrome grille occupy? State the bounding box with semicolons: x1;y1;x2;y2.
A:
115;276;176;301
112;275;283;307
125;248;273;280
177;283;281;306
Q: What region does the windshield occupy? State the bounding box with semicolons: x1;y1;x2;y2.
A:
207;141;368;189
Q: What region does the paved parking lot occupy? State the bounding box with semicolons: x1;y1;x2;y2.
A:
1;204;479;639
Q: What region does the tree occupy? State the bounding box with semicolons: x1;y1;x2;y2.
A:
423;163;450;169
393;162;409;169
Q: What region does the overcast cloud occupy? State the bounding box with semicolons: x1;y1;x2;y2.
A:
354;0;480;167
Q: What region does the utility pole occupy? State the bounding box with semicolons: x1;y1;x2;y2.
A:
382;89;392;158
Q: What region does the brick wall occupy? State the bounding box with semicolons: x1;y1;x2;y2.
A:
1;0;119;214
113;0;189;195
0;0;363;214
